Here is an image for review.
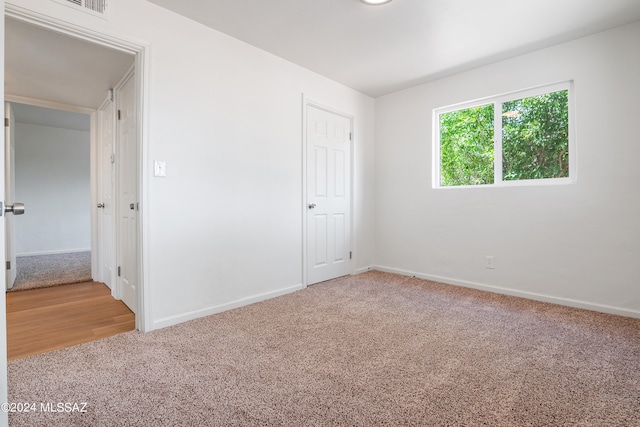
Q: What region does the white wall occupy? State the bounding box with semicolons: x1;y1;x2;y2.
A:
4;0;376;329
375;22;640;317
14;122;91;255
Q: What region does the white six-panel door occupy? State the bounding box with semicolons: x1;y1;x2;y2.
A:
306;105;351;285
116;72;138;314
98;98;115;289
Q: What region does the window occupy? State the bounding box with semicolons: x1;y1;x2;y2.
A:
434;82;574;188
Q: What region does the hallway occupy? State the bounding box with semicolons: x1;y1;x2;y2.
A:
6;282;134;360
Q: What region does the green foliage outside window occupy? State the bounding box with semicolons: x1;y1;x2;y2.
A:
439;104;494;186
502;90;569;180
438;88;569;186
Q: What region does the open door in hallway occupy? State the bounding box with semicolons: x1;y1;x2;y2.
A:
116;70;138;314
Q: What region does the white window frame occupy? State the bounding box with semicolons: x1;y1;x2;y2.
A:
433;81;576;189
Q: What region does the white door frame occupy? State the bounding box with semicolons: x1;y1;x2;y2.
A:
5;5;151;332
301;95;356;286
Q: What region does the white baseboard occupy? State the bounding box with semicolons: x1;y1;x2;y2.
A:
17;248;91;257
152;283;305;330
355;266;374;275
374;265;640;319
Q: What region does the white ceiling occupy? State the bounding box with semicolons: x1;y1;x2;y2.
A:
146;0;640;97
5;17;134;109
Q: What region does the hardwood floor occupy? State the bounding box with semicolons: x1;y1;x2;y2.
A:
6;281;135;360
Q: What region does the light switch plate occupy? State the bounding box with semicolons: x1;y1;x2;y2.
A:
154;160;167;177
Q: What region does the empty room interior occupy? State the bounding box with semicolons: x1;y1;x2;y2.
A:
1;0;639;426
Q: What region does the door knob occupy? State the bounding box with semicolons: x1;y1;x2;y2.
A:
97;203;105;208
308;203;316;209
130;203;135;210
4;202;25;215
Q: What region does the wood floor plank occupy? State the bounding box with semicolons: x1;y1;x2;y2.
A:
6;282;135;360
6;281;110;312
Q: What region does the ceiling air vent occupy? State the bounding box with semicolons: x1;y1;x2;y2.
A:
51;0;109;19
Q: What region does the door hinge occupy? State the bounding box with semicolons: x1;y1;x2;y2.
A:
117;110;121;120
6;261;10;270
117;266;121;277
4;118;8;127
349;132;352;141
349;251;352;260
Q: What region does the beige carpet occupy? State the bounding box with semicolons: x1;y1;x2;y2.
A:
8;272;640;426
9;252;92;292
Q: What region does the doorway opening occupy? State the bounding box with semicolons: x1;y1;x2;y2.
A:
6;103;92;292
4;9;147;331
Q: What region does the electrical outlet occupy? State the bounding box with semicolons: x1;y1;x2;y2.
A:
485;256;495;269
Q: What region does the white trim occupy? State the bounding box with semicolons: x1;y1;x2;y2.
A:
434;176;574;190
355;266;373;275
5;4;151;332
493;101;501;185
153;284;305;330
374;265;640;319
435;81;572;114
6;3;142;54
301;95;308;287
4;94;95;115
136;38;152;334
17;248;91;257
301;95;355;287
89;109;99;281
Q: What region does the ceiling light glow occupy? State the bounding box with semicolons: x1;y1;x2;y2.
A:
361;0;393;5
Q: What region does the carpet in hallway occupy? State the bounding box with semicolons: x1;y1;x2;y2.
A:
9;251;92;292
